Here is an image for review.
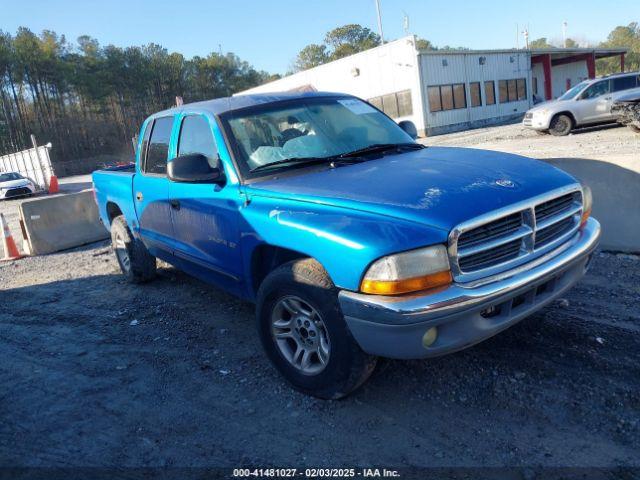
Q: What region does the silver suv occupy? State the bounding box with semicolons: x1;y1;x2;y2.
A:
523;71;640;136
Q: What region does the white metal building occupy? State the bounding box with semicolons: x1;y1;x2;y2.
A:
240;36;626;136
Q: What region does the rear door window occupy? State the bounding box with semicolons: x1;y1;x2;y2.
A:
178;115;219;168
612;75;638;92
144;116;174;175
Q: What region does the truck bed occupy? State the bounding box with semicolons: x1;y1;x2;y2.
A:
92;167;136;230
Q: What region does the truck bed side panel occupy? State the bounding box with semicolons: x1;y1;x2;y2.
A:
92;170;137;231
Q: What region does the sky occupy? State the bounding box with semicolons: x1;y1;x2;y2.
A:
1;0;636;74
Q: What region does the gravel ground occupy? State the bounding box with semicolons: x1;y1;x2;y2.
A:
1;125;639;473
1;243;639;470
420;122;639;169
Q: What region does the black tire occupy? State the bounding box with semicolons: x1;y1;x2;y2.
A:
256;258;377;399
549;114;573;136
110;215;156;283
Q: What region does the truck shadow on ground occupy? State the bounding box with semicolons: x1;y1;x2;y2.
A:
543;157;640;253
1;249;639;467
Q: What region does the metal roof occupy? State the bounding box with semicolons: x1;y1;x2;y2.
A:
151;91;347;118
418;47;627;57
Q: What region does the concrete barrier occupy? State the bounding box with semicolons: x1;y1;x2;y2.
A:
545;158;640;253
19;190;109;255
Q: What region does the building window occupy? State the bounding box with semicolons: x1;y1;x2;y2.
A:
470;82;482;107
499;78;527;103
368;97;383;110
484;81;496;105
368;90;413;119
516;78;527;100
508;79;518;102
427;84;466;112
397;90;413;117
381;93;399;118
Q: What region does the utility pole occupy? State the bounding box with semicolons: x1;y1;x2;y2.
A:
403;12;410;36
374;0;385;45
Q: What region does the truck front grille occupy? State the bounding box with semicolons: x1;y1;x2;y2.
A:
449;188;583;281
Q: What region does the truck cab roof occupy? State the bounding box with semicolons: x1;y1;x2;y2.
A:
150;91;349;119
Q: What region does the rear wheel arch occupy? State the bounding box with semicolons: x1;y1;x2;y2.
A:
106;202;123;225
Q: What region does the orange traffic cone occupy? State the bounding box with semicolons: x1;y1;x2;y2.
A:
0;213;25;261
48;175;59;194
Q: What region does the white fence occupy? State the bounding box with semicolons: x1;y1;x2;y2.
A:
0;142;54;191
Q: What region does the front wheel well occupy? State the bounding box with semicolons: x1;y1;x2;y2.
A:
552;111;576;126
250;245;310;296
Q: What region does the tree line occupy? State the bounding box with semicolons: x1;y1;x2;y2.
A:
0;28;275;161
294;23;640;75
292;24;467;72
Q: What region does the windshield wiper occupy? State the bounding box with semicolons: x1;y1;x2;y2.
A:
250;156;332;173
337;142;425;159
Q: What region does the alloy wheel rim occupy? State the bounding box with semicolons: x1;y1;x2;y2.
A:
114;233;131;272
271;295;330;375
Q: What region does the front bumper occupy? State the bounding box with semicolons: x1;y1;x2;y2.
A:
523;112;551;130
0;184;36;199
339;218;601;359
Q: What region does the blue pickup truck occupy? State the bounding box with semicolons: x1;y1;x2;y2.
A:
93;91;600;399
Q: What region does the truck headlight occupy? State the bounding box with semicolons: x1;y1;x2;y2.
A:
581;184;592;227
360;245;452;295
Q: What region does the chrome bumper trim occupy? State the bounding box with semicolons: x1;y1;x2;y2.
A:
338;218;600;359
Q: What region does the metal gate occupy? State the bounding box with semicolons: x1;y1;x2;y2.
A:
0;137;54;191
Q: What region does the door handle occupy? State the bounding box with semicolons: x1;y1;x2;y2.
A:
169;199;181;210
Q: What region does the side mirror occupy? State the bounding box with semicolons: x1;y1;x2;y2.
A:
167;153;224;184
398;120;418;139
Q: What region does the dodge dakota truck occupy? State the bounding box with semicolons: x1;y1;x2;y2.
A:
93;91;600;399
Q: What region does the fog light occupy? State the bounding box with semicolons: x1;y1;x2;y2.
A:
422;327;438;348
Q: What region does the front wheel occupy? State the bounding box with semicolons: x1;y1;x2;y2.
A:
256;259;377;399
549;114;573;136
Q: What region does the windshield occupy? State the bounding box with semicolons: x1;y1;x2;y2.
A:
0;172;23;182
221;96;414;177
558;81;590;100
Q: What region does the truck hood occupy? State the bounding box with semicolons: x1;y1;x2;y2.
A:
246;146;579;232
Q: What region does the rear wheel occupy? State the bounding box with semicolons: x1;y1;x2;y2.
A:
111;215;156;283
256;258;377;399
549;114;573;136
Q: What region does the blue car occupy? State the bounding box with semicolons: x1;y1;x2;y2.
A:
92;92;600;398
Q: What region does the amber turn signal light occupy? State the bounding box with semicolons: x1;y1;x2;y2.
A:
360;270;452;295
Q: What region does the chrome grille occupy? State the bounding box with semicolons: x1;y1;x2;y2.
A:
458;212;522;249
449;187;583;282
